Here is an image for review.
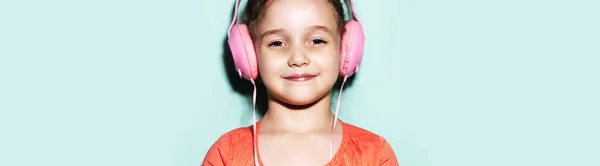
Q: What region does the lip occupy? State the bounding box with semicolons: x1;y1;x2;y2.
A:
282;73;317;82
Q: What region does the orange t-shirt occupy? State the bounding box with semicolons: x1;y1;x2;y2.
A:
202;120;399;166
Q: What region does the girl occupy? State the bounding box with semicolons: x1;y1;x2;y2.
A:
203;0;398;165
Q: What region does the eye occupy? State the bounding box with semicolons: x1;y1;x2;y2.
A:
310;39;328;45
268;41;286;47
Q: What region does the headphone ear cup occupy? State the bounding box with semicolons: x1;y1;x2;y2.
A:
339;20;365;77
228;24;259;80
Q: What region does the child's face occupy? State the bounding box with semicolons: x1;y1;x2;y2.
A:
256;0;341;106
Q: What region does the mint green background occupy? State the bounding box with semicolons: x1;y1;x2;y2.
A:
1;0;599;166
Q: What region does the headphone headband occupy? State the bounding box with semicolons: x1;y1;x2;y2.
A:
228;0;360;36
348;0;360;22
227;0;242;37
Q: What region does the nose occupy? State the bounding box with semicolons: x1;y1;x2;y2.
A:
287;47;310;67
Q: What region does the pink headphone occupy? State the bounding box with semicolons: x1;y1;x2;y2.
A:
226;0;364;165
227;0;365;81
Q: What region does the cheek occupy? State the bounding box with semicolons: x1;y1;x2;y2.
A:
315;50;341;74
257;52;285;77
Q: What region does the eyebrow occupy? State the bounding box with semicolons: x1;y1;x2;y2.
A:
259;25;334;39
260;28;285;39
307;25;334;35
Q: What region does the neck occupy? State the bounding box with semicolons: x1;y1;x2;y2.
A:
261;92;335;133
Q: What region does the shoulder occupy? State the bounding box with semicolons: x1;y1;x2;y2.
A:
202;125;255;166
341;121;399;165
343;122;387;146
212;125;254;146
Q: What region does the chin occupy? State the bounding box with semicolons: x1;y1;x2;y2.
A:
270;88;331;108
262;75;337;108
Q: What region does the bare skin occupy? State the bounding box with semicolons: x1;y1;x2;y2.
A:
254;0;345;165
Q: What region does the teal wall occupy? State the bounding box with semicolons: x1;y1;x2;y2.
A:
1;0;598;166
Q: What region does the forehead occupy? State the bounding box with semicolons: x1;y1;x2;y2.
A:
259;0;338;34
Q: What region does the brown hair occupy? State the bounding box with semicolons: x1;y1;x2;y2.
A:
241;0;347;41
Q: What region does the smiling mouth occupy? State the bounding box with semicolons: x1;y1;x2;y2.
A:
282;74;317;82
